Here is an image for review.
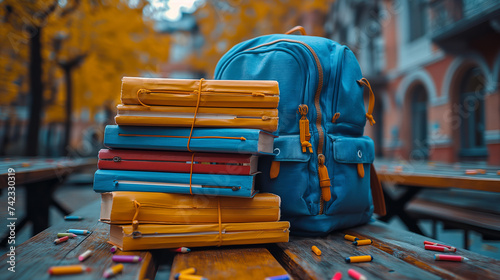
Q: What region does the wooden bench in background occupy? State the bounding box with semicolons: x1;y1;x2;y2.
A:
1;199;500;280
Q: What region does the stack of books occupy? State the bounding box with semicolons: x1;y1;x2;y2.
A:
93;77;289;251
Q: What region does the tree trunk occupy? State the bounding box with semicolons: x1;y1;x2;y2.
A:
62;66;72;156
25;28;43;156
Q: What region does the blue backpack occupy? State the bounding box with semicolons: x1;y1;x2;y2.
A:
214;27;385;236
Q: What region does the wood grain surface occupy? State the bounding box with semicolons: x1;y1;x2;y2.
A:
168;246;289;280
0;199;155;280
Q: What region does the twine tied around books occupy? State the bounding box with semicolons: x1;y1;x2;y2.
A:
189;153;196;195
217;198;223;247
132;200;141;231
187;78;205;152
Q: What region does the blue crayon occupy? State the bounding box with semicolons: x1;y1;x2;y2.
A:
67;229;91;235
64;216;84;221
265;275;290;280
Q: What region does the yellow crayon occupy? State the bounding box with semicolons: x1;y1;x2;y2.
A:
311;245;321;256
178;275;208;280
103;263;124;278
352;239;372;246
345;255;373;263
179;267;197;275
48;265;91;275
344;234;359;241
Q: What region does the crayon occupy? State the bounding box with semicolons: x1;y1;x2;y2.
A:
64;216;84;221
48;265;91;275
265;275;290;280
434;254;467;262
54;235;70;245
178;275;208;280
425;245;456;252
103;263;124;278
311;245;322;256
352;239;372;246
465;169;478;175
110;245;118;253
344;234;359;241
423;241;455;249
345;255;373;263
331;272;342;280
67;229;90;235
171;247;191;253
112;255;142;263
348;269;367;280
174;268;198;280
78;250;93;262
57;233;77;238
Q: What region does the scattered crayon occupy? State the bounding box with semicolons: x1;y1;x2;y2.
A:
311;245;322;256
394;165;403;173
103;263;124;278
423;241;455;249
57;233;77;238
434;254;467;262
345;255;373;263
352;239;372;246
178;275;208;280
425;245;456;252
179;267;197;275
348;269;367;280
265;275;290;280
497;170;500;175
64;216;84;221
67;229;90;235
331;272;342;280
78;250;93;262
171;247;191;253
110;245;118;253
54;236;70;245
344;234;359;241
22;162;31;167
465;169;478;175
48;265;91;275
112;255;142;263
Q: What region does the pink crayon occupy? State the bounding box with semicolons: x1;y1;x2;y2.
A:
348;269;366;280
110;246;118;253
112;255;142;263
331;272;342;280
434;254;467;262
423;241;455;249
425;245;457;252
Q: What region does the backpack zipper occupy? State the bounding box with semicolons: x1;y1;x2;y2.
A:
244;39;328;215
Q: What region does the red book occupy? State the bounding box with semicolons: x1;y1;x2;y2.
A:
98;149;257;175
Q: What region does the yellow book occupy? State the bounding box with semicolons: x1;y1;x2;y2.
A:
114;104;279;132
100;192;281;224
109;221;290;251
121;77;279;108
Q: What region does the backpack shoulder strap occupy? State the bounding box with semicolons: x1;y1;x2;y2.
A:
370;164;386;216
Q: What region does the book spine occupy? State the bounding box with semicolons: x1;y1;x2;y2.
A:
98;160;251;175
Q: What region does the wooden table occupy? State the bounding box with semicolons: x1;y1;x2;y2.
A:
374;159;500;235
0;157;97;245
2;199;499;280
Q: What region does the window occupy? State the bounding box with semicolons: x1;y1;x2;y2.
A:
459;67;487;157
410;84;428;159
408;0;428;41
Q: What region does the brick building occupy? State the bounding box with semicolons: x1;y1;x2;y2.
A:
327;0;500;165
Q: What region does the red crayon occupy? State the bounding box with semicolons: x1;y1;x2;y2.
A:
54;236;70;245
434;254;466;262
171;247;191;253
331;272;342;280
425;245;457;252
348;269;366;280
423;241;455;249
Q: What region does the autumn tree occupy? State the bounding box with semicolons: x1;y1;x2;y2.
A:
0;0;170;156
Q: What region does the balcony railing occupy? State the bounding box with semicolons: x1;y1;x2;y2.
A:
430;0;500;41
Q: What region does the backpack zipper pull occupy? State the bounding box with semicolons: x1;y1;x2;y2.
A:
298;105;313;153
318;154;332;201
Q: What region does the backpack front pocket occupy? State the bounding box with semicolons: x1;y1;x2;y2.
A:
324;135;374;215
256;135;319;216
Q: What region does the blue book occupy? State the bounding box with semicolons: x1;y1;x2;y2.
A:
93;170;257;198
104;125;275;154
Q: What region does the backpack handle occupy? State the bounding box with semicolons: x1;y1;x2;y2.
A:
285;26;307;35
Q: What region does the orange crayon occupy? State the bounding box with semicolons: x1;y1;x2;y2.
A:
48;265;91;275
311;245;321;256
353;239;372;246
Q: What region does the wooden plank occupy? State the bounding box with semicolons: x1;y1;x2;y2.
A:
0;200;156;280
0;158;97;188
169;246;289;280
271;232;440;280
346;221;500;280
